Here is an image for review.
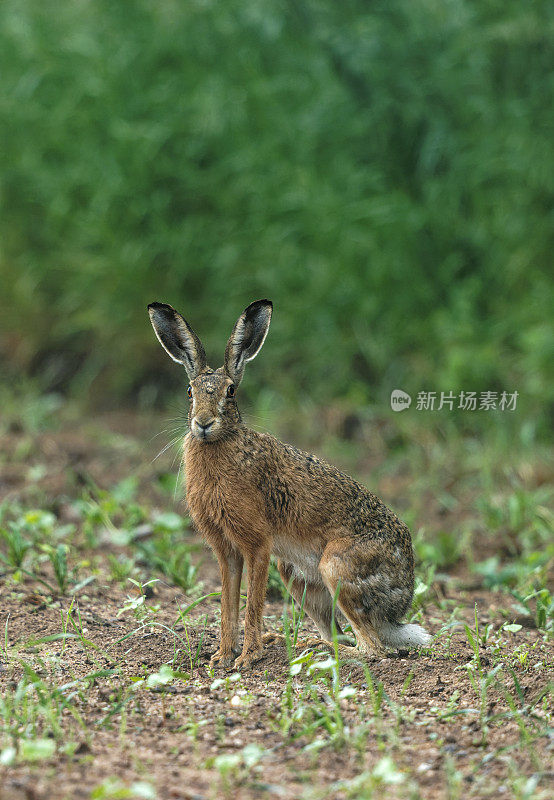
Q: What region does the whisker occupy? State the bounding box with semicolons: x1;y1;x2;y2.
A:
173;457;184;502
151;435;184;464
170;442;184;470
166;402;187;418
148;426;185;443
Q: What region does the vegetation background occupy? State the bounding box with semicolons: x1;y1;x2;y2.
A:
0;5;553;798
0;0;552;438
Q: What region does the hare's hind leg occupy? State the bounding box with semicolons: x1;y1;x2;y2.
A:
278;560;343;642
319;538;392;659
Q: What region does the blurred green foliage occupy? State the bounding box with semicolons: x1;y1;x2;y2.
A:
0;1;552;430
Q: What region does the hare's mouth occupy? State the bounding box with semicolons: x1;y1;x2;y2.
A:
191;417;221;442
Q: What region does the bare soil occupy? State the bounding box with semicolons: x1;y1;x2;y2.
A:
0;414;552;800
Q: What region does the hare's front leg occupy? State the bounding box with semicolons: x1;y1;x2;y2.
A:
234;544;271;671
209;544;244;669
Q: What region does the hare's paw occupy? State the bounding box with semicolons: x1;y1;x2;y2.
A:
234;646;264;671
262;632;286;646
295;636;331;650
209;648;238;669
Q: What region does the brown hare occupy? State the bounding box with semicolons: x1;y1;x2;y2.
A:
148;299;431;670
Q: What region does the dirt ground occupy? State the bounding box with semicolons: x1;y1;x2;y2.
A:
0;413;552;800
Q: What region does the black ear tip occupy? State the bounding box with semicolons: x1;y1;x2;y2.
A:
148;301;175;314
248;299;273;313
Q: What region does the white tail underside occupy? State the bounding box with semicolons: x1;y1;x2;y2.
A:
377;621;432;649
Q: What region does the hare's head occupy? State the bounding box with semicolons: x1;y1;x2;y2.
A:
148;300;272;442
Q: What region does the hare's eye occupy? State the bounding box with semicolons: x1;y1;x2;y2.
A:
187;385;192;400
226;384;235;398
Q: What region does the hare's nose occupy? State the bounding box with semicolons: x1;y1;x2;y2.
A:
194;417;215;434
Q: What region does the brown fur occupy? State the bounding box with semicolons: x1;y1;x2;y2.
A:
148;300;430;669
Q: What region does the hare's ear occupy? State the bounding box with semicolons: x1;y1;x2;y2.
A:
148;302;207;379
224;300;272;385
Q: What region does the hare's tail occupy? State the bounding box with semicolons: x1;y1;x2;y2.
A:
376;621;431;649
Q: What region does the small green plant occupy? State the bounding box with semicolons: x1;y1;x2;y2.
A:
477;486;554;554
511;587;554;634
0;382;66;435
443;754;463;800
210;671;241;694
175;608;209;674
136;533;200;593
107;553;136;584
414;527;465;569
463;605;503;745
117;578;160;621
46;544;70;593
143;663;188;690
274;586;358;751
75;484;148;549
211;743;265;797
0;523;32;568
0;660;86;757
329;756;407;798
90;778;156;799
